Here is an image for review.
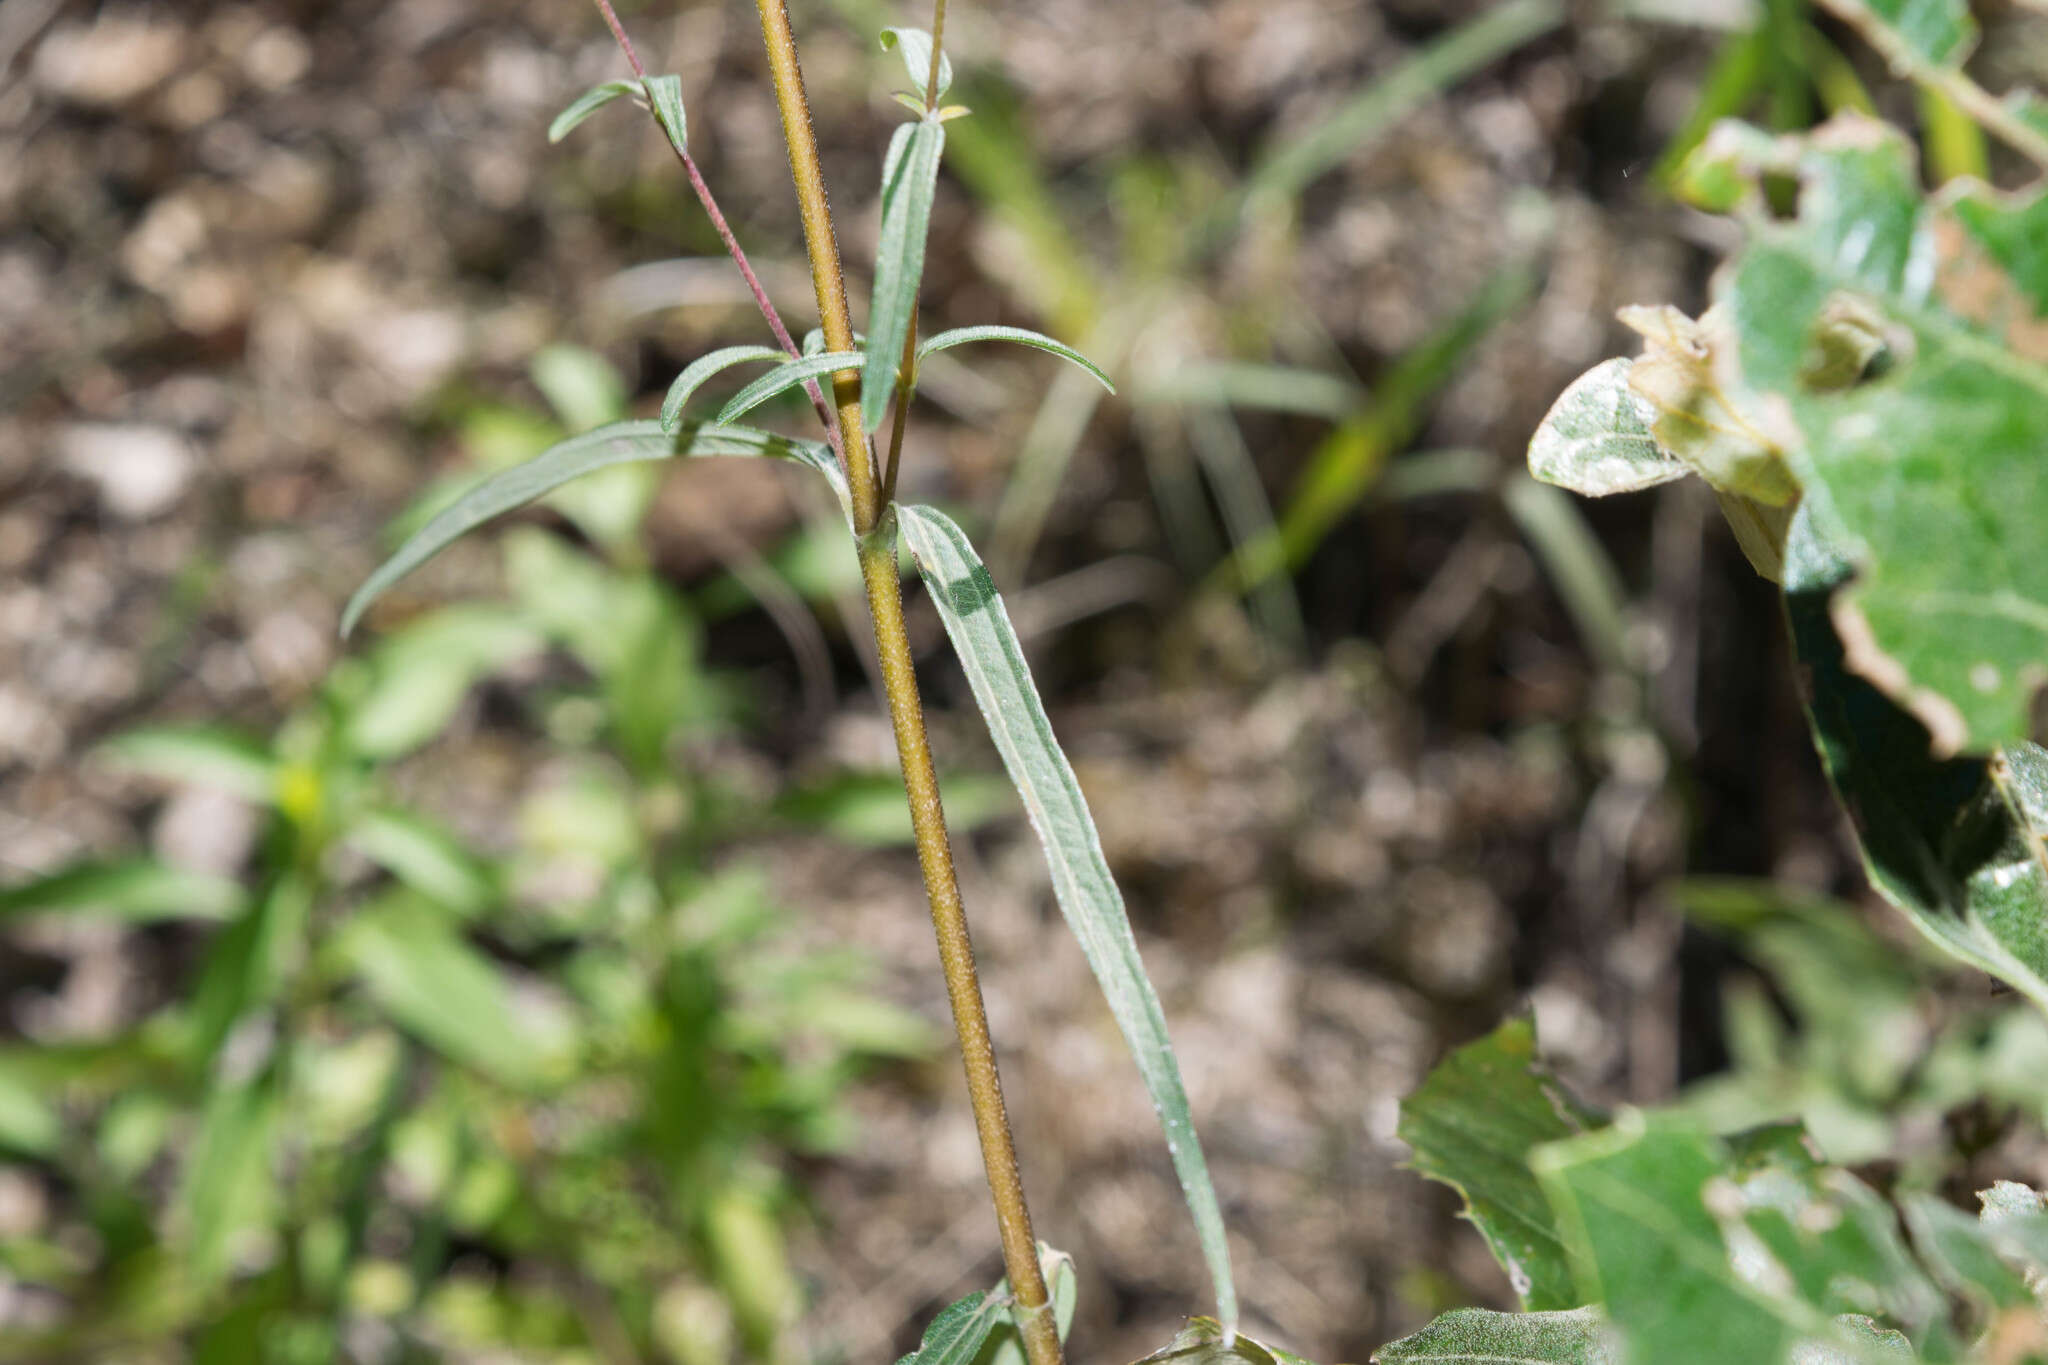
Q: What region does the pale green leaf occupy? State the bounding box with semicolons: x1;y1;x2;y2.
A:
917;325;1114;393
864;121;946;433
897;504;1236;1333
1861;0;1976;67
547;79;637;143
641;73;687;156
714;351;863;424
897;1292;1005;1365
881;26;953;101
98;724;276;802
663;345;790;433
346;808;496;917
0;859;243;924
346;606;545;760
1399;1018;1602;1310
1527;358;1685;496
1371;1308;1618;1364
180;1068;280;1286
340;421;841;638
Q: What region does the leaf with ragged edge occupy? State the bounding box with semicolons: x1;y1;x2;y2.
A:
916;325;1115;392
714;351;863;424
1527;357;1684;497
340;421;841;638
881;27;952;101
1711;116;2048;751
98;724;277;803
897;1292;1005;1365
662;345;789;433
1399;1018;1602;1310
0;859;243;924
1371;1308;1618;1365
1783;501;2048;1013
640;74;687;156
972;1244;1079;1365
547;79;638;143
863;121;946;434
1533;1112;1918;1365
897;504;1236;1335
1127;1317;1316;1365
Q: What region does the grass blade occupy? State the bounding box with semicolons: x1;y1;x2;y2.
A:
897;503;1237;1334
548;79;638;143
662;344;790;433
864;121;946;433
714;351;864;424
916;325;1114;392
341;421;841;637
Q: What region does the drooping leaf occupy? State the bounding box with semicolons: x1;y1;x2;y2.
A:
340;421;840;637
0;859;243;924
641;74;688;157
897;1292;1006;1365
336;896;571;1090
1128;1317;1317;1365
897;504;1236;1334
881;26;953;102
1398;1018;1602;1311
1372;1308;1618;1365
715;351;864;425
547;79;638;143
98;724;276;803
662;345;790;433
863;121;946;433
1527;357;1685;497
916;325;1114;393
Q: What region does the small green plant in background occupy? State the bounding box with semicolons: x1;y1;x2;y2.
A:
1377;0;2048;1360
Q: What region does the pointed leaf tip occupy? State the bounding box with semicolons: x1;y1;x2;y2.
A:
880;27;953;101
548;79;638;143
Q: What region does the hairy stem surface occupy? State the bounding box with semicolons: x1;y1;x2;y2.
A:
750;5;1063;1364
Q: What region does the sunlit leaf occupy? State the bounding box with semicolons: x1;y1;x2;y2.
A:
347;606;544;760
917;325;1114;393
1371;1308;1617;1364
1527;358;1685;497
341;421;841;638
98;725;276;803
641;74;688;157
0;859;243;924
864;121;946;433
714;352;863;424
180;1067;281;1286
346;808;497;918
898;504;1236;1333
547;79;638;143
662;345;789;433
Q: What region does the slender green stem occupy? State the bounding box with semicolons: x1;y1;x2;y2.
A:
750;7;1063;1365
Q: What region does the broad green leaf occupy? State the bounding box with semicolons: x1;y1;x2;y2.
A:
1527;358;1685;496
547;79;637;143
1861;0;1975;67
340;421;840;638
0;1059;60;1157
1372;1308;1617;1364
98;724;276;802
347;606;545;760
1398;1018;1602;1310
974;1243;1079;1365
917;325;1114;393
345;808;496;917
662;345;789;433
863;121;946;433
897;504;1236;1333
0;859;242;923
881;27;953;101
1129;1317;1316;1365
1717;117;2048;749
1901;1194;2036;1311
641;74;688;156
336;896;570;1090
897;1292;1005;1365
180;1066;281;1286
1782;502;2048;1012
715;351;863;424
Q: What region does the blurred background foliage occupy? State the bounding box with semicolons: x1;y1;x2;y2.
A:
3;0;2047;1361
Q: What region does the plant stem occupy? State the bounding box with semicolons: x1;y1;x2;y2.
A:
881;318;918;506
924;0;949;114
589;0;843;460
751;6;1062;1364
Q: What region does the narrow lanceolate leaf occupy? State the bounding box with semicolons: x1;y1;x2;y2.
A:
897;504;1236;1334
880;27;953;101
917;325;1115;393
714;351;863;424
894;1291;1005;1365
548;79;638;143
640;74;688;157
1527;357;1685;497
1398;1018;1602;1311
98;724;276;802
341;421;840;637
0;859;243;924
1371;1308;1618;1365
181;1066;280;1287
662;345;789;433
863;120;946;434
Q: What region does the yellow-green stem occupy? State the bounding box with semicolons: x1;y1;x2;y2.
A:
750;6;1061;1364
